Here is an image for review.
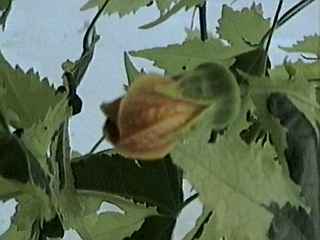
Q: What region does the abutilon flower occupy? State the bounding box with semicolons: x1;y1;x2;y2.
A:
101;63;241;160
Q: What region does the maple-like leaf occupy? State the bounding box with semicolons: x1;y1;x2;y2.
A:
0;61;64;130
0;0;12;30
80;0;203;28
130;38;241;75
80;0;150;17
0;180;54;240
238;62;319;173
280;34;320;57
139;0;204;29
124;52;141;86
248;63;320;136
217;3;270;51
182;207;212;240
171;112;303;240
155;0;175;14
58;190;158;240
21;96;70;174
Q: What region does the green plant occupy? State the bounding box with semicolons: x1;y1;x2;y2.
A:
0;0;319;239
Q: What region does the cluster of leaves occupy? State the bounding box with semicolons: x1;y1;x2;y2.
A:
0;1;320;240
0;4;160;240
80;0;205;29
124;2;320;239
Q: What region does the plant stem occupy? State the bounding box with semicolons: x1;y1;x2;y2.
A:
83;0;110;51
261;0;315;45
198;1;208;41
301;54;320;61
180;192;199;211
265;0;283;54
276;0;315;30
89;135;105;154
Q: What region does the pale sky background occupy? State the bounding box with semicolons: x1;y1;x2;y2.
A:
0;0;319;239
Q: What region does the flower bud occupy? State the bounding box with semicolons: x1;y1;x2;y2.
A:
101;75;206;160
101;63;240;160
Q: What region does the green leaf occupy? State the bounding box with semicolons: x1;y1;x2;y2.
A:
0;176;24;201
0;110;9;137
71;150;82;159
270;60;320;105
171;113;303;239
280;34;320;56
14;185;53;231
0;0;12;31
62;29;100;90
72;153;183;239
49;121;74;193
185;28;202;41
230;47;269;78
124;52;141;86
80;0;202;26
183;207;212;240
130;38;240;75
0;108;50;189
0;62;65;129
127;216;176;240
80;0;150;17
217;3;270;51
241;64;320;172
72;152;183;214
269;204;315;240
0;183;54;240
271;60;320;81
61;191;158;240
184;28;214;41
21;96;70;174
0;225;31;240
0;134;29;184
0;51;11;69
140;0;204;29
248;65;320;139
0;0;10;10
155;0;174;14
268;96;320;238
0;115;49;189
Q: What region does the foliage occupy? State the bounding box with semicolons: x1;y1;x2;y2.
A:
0;0;12;30
280;34;320;57
80;0;204;28
0;1;319;240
